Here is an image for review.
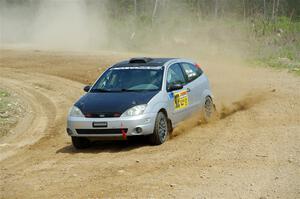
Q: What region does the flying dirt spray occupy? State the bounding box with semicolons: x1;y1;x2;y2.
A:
171;91;269;138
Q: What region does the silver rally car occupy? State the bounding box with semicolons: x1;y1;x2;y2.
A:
67;57;214;148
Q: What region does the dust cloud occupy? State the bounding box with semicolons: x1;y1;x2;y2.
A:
0;0;250;59
0;0;107;50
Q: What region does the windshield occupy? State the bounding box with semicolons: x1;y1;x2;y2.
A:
91;67;164;92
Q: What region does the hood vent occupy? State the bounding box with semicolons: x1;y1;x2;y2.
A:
129;57;153;64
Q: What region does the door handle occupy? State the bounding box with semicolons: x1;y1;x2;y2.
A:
187;88;191;92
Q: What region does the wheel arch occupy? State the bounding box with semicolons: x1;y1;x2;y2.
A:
158;108;168;117
201;89;213;105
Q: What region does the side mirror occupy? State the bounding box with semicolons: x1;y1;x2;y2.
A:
83;85;91;92
168;83;183;92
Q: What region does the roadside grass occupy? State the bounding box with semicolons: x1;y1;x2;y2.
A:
253;57;300;76
0;90;10;114
251;17;300;76
0;89;22;137
0;90;10;97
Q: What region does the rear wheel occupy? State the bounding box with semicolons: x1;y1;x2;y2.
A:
71;137;91;149
203;96;215;122
149;112;168;145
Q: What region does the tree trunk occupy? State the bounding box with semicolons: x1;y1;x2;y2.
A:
276;0;280;18
214;0;219;18
243;0;246;21
152;0;158;25
263;0;266;18
134;0;137;17
197;0;201;22
272;0;276;20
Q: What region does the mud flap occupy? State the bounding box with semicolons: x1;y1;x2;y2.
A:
121;122;127;140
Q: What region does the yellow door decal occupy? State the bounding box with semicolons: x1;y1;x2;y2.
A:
173;90;189;110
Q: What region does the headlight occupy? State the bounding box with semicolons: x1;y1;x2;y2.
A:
121;104;147;117
69;106;84;117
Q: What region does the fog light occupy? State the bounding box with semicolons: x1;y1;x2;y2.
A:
66;128;73;135
135;127;143;134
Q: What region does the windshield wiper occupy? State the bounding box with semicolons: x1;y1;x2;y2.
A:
121;88;158;92
121;88;135;92
91;88;111;92
92;88;158;92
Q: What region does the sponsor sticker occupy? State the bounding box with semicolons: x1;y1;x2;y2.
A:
173;90;189;110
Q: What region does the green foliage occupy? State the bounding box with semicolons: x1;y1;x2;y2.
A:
0;89;20;137
255;17;300;74
250;13;300;75
0;90;9;97
0;90;10;113
252;16;299;36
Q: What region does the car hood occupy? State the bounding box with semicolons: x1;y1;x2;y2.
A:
75;91;159;115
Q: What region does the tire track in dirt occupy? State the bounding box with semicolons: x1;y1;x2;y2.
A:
0;50;299;198
0;68;83;161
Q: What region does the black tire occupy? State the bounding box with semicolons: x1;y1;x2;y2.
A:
71;137;91;149
149;112;169;145
203;96;216;122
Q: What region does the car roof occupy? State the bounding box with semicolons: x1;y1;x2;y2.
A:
111;57;177;68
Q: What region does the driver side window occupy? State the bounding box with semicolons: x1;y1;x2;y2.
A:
166;63;186;91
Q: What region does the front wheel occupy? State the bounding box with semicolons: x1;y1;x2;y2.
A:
149;112;169;145
71;137;91;149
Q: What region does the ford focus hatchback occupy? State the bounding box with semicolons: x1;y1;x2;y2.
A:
67;57;214;148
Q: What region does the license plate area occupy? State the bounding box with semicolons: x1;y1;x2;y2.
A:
92;122;108;128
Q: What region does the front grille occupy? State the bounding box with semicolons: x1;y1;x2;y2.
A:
76;129;128;135
84;112;121;118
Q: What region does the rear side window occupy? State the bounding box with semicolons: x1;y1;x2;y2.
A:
166;63;186;90
181;63;203;82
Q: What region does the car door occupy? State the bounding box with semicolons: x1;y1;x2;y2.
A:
180;62;205;113
166;63;190;124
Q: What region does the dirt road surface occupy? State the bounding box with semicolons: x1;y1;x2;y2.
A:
0;49;299;198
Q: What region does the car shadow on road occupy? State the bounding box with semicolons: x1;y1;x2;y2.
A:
56;136;151;154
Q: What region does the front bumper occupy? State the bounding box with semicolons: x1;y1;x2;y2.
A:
67;113;157;137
